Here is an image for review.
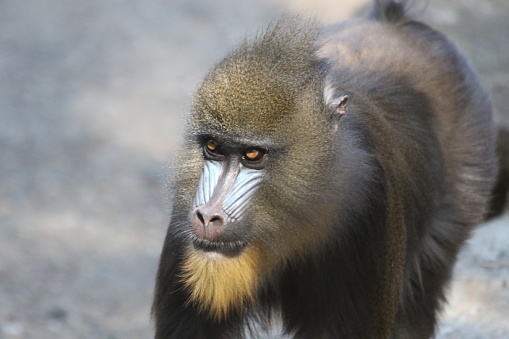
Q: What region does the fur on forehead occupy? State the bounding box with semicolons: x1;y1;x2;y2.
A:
192;16;328;135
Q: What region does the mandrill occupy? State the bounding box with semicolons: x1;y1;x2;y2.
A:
152;0;497;338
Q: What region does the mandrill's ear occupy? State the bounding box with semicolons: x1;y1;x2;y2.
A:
324;81;348;133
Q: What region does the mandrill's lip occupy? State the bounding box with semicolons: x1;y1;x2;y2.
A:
191;235;248;258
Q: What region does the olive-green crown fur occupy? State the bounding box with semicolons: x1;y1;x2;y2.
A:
192;16;328;136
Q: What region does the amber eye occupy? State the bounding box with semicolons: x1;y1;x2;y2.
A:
244;148;265;161
206;139;219;153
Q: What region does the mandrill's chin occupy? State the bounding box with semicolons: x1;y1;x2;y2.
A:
180;243;269;320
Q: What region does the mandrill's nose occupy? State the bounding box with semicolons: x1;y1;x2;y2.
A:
195;208;225;228
192;204;227;240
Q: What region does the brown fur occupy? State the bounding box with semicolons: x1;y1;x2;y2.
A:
152;1;497;338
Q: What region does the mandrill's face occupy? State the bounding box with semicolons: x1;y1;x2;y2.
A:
180;53;342;263
188;134;270;258
176;127;282;320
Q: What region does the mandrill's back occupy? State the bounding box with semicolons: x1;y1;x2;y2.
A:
319;2;496;337
320;0;496;225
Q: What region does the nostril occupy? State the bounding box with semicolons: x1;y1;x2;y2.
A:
210;215;222;223
196;210;205;225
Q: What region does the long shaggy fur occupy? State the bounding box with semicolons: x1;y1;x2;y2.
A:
152;1;497;338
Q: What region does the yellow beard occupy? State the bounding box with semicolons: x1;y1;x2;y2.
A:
180;244;265;321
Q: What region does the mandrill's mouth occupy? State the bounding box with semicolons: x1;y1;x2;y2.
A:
191;235;248;258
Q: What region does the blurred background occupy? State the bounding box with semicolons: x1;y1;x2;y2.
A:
0;0;508;338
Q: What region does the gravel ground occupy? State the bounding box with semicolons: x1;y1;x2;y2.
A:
0;1;507;338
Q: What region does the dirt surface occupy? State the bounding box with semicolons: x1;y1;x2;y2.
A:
0;1;507;338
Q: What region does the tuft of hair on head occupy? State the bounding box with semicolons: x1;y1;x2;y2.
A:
371;0;413;24
230;14;325;86
193;14;328;135
246;14;321;59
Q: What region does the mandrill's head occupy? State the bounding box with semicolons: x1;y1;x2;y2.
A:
169;17;350;320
